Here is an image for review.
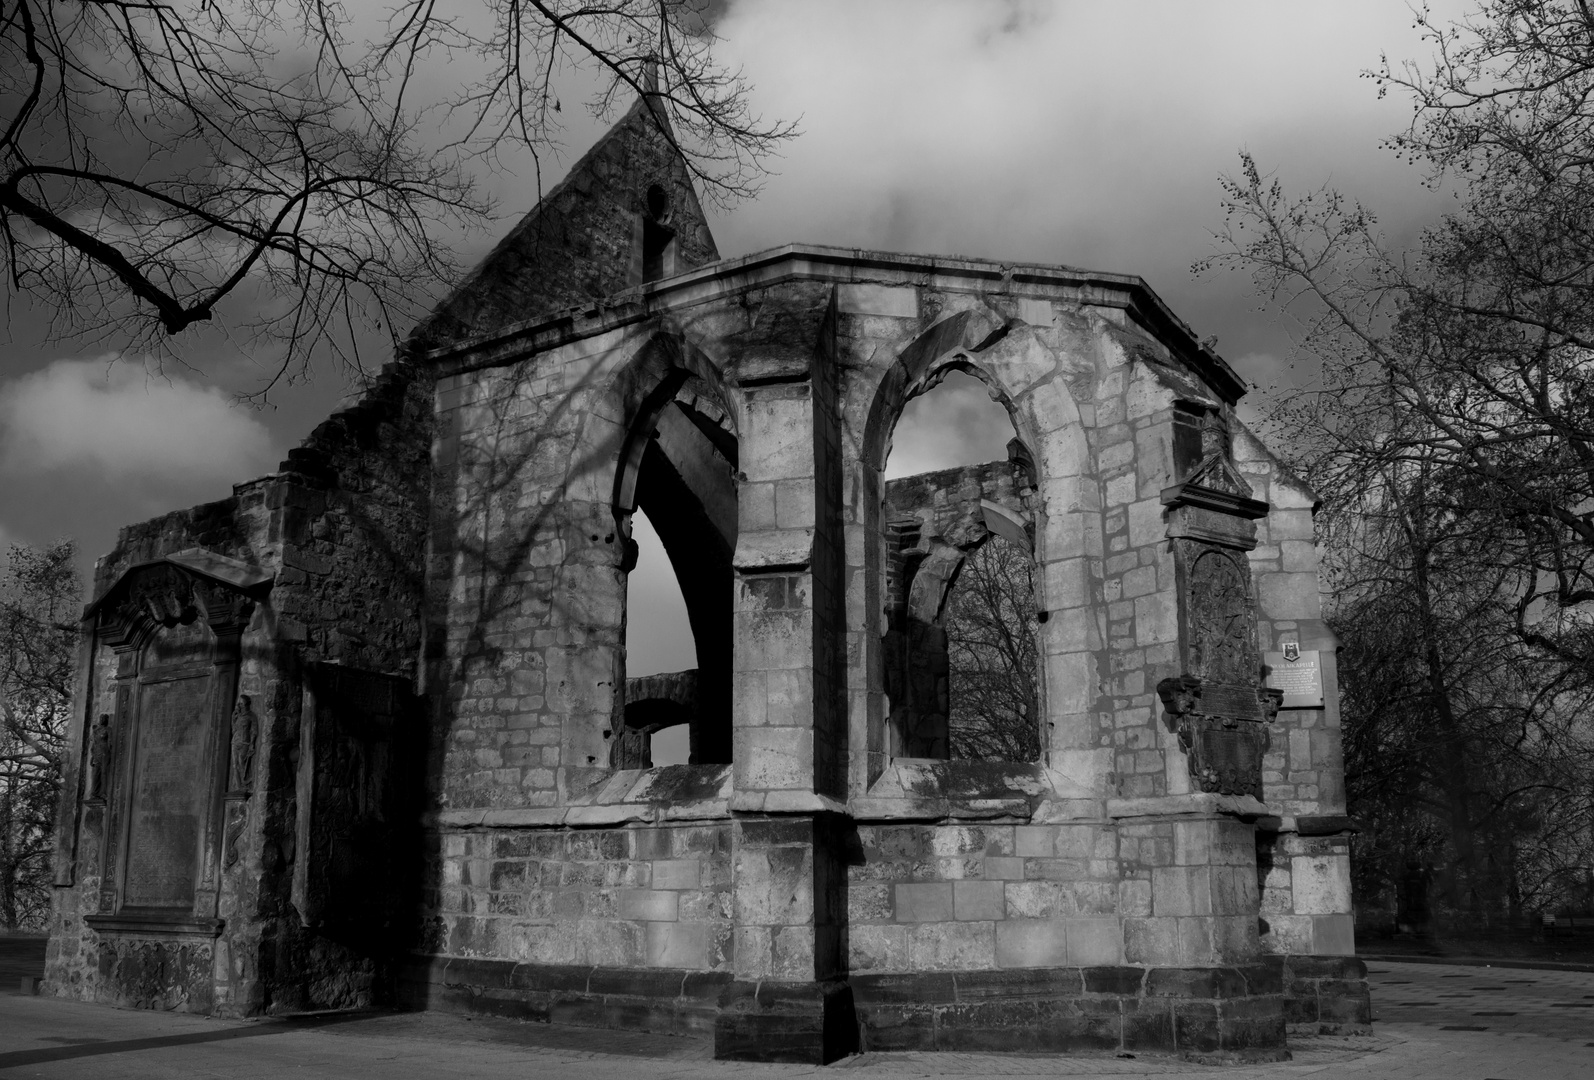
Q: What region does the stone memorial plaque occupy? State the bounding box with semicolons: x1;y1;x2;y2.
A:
123;673;211;907
1264;649;1323;708
1196;683;1262;721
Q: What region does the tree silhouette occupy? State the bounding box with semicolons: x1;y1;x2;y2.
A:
0;1;795;390
944;534;1041;762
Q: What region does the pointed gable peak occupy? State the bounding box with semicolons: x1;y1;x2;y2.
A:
410;91;719;351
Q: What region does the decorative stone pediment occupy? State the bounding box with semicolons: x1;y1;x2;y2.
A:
1161;406;1268;548
88;549;271;649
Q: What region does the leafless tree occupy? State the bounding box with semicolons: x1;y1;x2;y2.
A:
1200;0;1594;672
1318;447;1594;925
1200;0;1594;926
0;541;78;930
0;1;795;392
945;535;1041;762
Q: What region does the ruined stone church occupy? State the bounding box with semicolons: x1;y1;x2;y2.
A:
43;92;1365;1063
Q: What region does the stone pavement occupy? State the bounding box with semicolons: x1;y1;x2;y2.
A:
0;960;1591;1078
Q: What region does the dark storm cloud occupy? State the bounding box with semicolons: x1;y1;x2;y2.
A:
1;0;1474;567
709;0;1466;436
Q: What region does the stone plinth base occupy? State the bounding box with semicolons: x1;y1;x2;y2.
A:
398;957;1316;1063
1274;955;1370;1034
712;979;858;1063
852;965;1289;1063
398;956;729;1035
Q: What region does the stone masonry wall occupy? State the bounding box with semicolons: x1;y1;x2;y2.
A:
46;359;437;1016
44;489;278;1013
425;823;733;971
1235;427;1355;958
255;360;436;1012
847;817;1261;975
405;244;1349;1057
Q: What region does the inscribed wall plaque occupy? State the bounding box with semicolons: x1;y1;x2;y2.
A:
1263;649;1324;708
123;673;211;907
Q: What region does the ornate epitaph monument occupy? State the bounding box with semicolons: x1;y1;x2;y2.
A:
44;92;1364;1060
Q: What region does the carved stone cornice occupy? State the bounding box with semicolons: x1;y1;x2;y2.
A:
88;549;272;650
1160;481;1270;521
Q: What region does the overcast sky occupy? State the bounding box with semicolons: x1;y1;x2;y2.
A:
1;1;1468;653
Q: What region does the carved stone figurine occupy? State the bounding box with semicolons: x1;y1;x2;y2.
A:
87;713;111;800
227;694;257;796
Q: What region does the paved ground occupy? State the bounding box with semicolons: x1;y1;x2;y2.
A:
0;949;1591;1077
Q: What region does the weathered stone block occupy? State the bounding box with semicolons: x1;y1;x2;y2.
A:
994;919;1068;968
908;921;996;971
1152;866;1213;917
652;859;701;891
953;880;1005;921
1065;918;1122;966
645;921;710;968
618;889;679;922
894;883;954;923
1290;855;1351;915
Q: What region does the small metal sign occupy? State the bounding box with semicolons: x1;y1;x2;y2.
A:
1264;647;1324;708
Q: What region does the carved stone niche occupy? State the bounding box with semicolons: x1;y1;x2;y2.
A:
1158;406;1279;800
81;550;270;939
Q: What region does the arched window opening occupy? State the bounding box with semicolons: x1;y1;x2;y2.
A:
881;367;1042;762
615;392;737;768
640;183;675;283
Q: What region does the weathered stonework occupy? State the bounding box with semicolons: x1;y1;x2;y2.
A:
46;92;1362;1058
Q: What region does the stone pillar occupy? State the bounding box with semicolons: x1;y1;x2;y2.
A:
1109;405;1288;1055
715;352;854;1063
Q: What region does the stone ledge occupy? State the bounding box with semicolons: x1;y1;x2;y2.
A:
398;956;731;1036
857;760;1099;822
429;764;733;828
1107;793;1273;820
84;913;224;938
850;964;1288;1061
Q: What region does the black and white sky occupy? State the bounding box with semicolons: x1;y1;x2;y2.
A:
0;0;1466;597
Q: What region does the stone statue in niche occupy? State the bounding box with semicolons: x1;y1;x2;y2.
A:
227;694;256;796
222;803;248;870
1186;547;1257;687
87;713;112;801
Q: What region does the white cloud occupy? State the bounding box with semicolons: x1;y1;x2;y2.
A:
886;371;1017;479
0;358;278;485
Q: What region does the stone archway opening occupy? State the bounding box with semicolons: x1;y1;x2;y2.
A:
614;389;738;768
880;365;1042;762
